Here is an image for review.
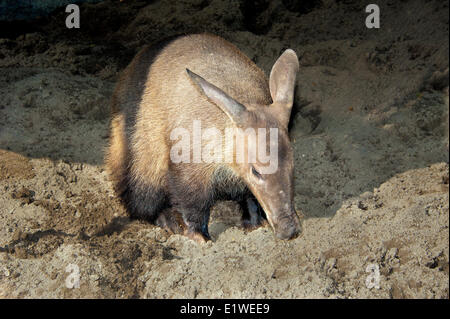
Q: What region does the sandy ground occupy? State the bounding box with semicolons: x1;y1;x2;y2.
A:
0;0;448;298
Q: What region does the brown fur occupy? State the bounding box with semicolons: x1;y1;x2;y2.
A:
106;34;300;241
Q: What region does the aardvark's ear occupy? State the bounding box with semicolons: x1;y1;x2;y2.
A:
186;68;248;126
268;49;299;128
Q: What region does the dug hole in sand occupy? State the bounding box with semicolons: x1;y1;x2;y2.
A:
0;0;448;298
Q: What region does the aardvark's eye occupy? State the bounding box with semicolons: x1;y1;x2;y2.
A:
251;166;263;180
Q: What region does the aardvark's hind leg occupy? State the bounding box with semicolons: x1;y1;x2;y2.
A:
122;179;168;222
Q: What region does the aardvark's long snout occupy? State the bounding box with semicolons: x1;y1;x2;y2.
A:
271;212;301;240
